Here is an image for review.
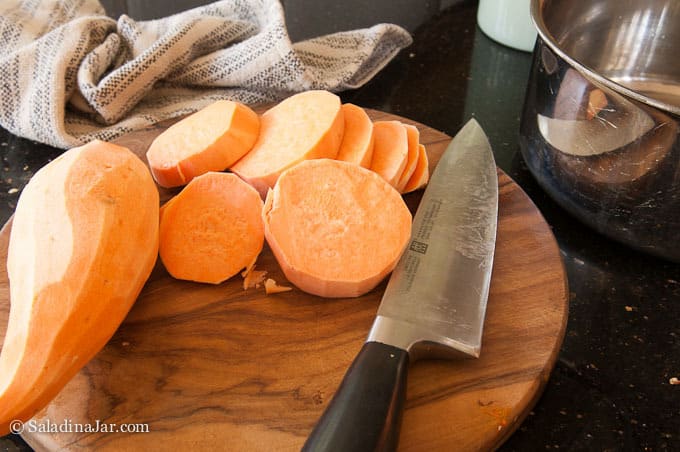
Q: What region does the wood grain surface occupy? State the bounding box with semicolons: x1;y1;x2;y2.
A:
0;109;569;451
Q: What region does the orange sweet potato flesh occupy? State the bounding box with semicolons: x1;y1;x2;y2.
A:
395;124;420;192
147;100;260;188
264;278;293;294
370;120;409;188
231;90;344;198
0;140;159;435
263;159;412;298
159;172;264;284
402;144;430;193
336;103;374;168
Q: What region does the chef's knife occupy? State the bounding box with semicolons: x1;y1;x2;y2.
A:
302;118;499;452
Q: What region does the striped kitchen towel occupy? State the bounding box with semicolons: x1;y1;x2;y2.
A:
0;0;412;149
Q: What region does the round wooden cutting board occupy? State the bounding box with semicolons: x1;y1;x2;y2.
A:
0;109;568;451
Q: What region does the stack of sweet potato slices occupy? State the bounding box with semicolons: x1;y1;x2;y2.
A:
147;90;429;195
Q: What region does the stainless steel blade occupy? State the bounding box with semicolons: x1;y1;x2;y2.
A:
367;118;498;359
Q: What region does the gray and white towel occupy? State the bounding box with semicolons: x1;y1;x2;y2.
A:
0;0;412;149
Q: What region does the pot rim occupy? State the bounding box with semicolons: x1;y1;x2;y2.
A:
530;0;680;117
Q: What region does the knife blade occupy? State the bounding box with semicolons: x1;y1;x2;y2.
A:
302;118;498;452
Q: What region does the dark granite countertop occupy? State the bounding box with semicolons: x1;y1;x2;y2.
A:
1;0;678;450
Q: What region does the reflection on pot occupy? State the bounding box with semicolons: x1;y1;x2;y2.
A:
520;38;680;262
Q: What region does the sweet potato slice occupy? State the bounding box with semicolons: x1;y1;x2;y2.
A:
159;172;264;284
370;120;409;188
263;159;412;298
395;124;420;192
336;103;374;167
0;140;159;434
146;100;259;188
402;144;430;193
230;90;344;197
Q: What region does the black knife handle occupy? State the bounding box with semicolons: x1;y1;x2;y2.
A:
302;342;409;452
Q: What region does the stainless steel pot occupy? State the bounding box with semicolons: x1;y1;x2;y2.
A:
520;0;680;261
